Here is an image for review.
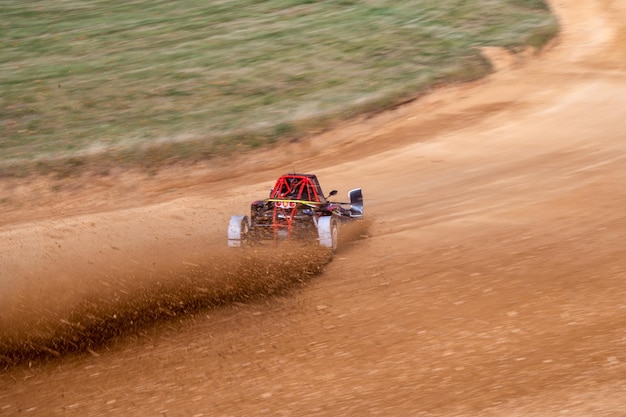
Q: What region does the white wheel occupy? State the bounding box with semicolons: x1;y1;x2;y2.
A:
317;216;338;251
228;215;249;247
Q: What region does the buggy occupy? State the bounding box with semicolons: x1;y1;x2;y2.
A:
228;173;363;251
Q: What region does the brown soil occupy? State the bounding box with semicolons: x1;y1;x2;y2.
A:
2;0;626;415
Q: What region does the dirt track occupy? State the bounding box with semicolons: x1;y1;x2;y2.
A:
2;0;626;415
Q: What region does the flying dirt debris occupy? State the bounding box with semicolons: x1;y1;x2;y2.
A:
0;246;329;367
0;219;370;369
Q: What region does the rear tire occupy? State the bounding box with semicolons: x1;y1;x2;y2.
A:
228;215;249;247
317;216;338;252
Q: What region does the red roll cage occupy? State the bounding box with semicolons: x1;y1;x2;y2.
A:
267;174;327;241
269;174;326;203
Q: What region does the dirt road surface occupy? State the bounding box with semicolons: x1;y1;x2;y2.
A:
2;0;626;415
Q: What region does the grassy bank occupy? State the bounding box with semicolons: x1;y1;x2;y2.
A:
0;0;557;175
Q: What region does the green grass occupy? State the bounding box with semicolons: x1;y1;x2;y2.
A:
0;0;557;175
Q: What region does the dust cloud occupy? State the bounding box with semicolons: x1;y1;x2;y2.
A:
0;221;369;369
0;245;329;367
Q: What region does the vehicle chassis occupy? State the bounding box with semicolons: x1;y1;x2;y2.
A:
228;173;363;251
